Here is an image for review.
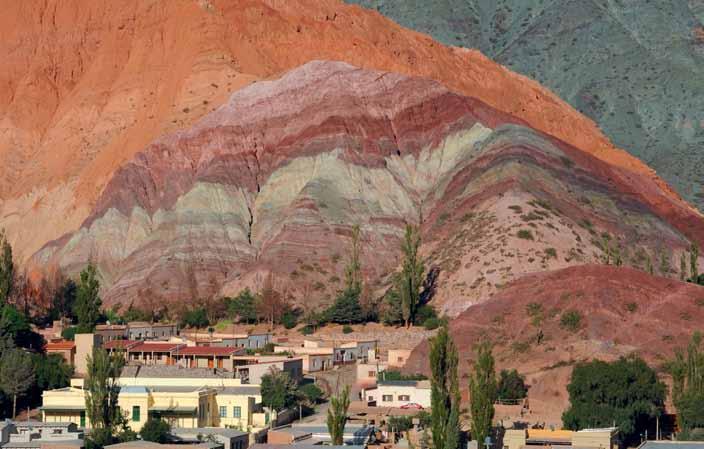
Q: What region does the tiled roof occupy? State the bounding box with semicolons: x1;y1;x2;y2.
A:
103;340;139;350
175;346;242;356
45;340;75;351
129;342;183;352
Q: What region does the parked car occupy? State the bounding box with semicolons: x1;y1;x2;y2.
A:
400;403;424;409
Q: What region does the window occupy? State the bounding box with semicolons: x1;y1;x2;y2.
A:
233;406;241;418
398;395;410;401
219;406;227;418
368;371;376;377
368;396;374;401
132;406;141;422
382;395;393;402
397;356;404;363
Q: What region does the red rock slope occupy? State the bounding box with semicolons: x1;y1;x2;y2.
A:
1;0;701;267
404;265;704;424
31;62;703;313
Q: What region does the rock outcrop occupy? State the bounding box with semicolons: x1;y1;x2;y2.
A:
2;0;699;267
32;62;704;314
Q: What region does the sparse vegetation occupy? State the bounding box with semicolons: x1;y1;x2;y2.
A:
560;310;583;332
517;229;534;240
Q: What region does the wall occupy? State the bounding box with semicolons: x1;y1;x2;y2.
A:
216;393;259;429
387;350;412;368
74;334;99;376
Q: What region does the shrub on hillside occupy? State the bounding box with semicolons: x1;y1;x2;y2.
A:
560;310;583;332
342;325;353;334
423;317;440;330
517;229;534;240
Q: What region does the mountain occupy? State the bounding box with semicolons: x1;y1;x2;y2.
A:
31;60;704;314
346;0;704;210
2;0;703;313
404;265;704;422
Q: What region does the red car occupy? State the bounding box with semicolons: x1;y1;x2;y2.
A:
400;403;424;409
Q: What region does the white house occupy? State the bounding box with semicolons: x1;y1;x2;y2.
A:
362;380;431;408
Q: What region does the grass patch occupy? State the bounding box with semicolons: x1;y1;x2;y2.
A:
560;310;583;332
517;229;534;240
544;248;557;259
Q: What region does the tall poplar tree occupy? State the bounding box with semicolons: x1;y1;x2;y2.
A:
327;385;351;445
430;325;460;449
0;230;14;306
75;263;102;333
85;348;125;447
469;341;497;445
397;224;424;328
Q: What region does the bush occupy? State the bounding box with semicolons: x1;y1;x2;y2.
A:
560;310;583;332
517;229;534;240
61;326;78;341
382;370;427;381
423;317;440;330
281;311;297;330
140;419;171;443
342;325;353;334
180;307;209;328
298;383;324;405
415;304;437;326
497;369;528;400
300;325;314;335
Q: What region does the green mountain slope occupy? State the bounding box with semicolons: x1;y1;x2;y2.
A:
347;0;704;209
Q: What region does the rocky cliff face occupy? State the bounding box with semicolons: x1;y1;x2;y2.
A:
347;0;704;210
32;61;704;315
2;0;694;266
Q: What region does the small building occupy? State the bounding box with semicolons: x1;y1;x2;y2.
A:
231;358;303;385
266;429;313;444
126;322;178;341
0;421;84;449
105;442;221;449
172;346;244;370
94;324;128;342
289;423;374;445
363;380;431;409
356;362;387;387
299;353;334;373
43;366;266;433
171;427;249;449
504;427;619;449
45;341;76;367
386;350;412;368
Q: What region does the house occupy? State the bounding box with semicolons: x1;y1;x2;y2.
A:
94;322;179;342
105;442;221;449
0;421;84;449
171;427;249;449
289;423;374;445
277;338;377;367
42;366;266;433
386;350;412;368
356;362;387;387
172;347;244;370
45;341;76;367
504;427;619;449
363;380;431;408
217;333;273;350
299;353;334;373
231;357;303;385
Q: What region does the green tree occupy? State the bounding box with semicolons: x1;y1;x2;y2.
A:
396;225;424;328
180;307;209;329
227;289;258;323
140;419;171;443
0;231;14;306
327;385;350;446
0;346;35;417
563;356;665;445
497;369;527;401
298;383;324;407
326;288;364;324
50;278;77;323
469;341;496;445
429;325;460;449
669;332;704;438
260;367;298;413
681;253;688;281
381;289;404;326
75;264;102;333
85;348;125;447
33;353;73;392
